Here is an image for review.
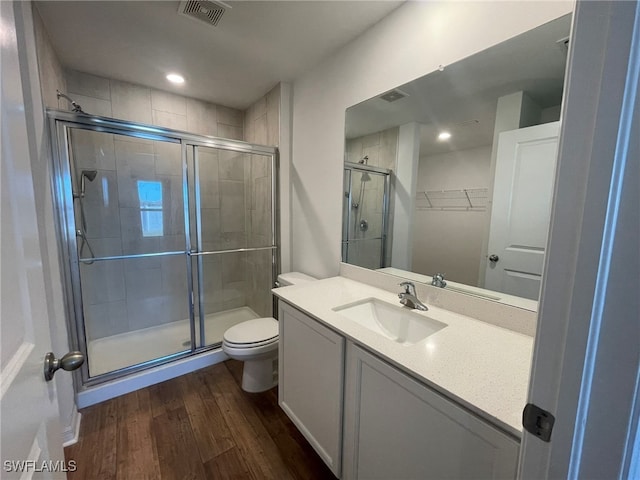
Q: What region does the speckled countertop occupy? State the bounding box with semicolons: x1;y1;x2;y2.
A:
273;276;533;439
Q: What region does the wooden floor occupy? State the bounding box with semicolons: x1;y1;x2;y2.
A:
65;360;336;480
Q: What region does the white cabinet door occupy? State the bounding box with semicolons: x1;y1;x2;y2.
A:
278;301;345;477
343;343;519;480
484;122;560;300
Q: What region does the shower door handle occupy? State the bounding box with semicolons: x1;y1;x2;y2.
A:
44;351;84;381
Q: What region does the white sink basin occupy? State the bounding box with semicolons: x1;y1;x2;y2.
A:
333;298;447;345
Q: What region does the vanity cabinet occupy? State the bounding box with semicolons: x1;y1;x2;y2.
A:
278;301;345;477
342;343;519;480
278;300;519;479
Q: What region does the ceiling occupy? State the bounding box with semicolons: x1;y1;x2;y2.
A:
345;14;571;156
35;0;403;109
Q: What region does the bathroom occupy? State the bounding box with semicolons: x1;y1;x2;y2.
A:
3;2;637;478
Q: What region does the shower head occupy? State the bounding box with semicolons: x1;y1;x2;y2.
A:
56;90;86;114
79;170;98;198
358;155;369;165
82;170;98;182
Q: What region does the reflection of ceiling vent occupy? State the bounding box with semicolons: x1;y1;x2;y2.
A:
454;119;480;127
379;89;408;103
179;0;230;27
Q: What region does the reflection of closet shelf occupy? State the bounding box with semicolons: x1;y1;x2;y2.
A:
415;188;488;211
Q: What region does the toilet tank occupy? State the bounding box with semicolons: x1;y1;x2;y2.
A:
277;272;317;287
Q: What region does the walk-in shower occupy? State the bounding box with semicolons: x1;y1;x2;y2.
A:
342;161;390;269
48;110;278;386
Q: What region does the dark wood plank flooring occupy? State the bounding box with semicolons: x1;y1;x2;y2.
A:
65;360;336;480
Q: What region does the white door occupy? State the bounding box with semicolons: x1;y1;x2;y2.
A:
484;122;560;300
1;1;67;478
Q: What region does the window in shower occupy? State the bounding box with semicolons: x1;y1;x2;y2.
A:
137;180;164;237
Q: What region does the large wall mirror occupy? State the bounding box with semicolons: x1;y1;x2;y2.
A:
342;14;571;311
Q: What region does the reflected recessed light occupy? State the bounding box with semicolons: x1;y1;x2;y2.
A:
166;73;185;84
437;131;451;141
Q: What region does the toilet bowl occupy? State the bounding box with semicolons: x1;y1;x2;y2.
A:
222;272;316;392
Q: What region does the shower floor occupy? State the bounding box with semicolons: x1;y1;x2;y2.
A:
87;306;260;377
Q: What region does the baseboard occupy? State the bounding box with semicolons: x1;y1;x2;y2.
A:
76;348;228;409
62;406;82;447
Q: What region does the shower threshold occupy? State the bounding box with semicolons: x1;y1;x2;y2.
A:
87;306;259;377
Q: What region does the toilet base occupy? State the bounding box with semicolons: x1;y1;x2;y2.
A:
241;357;278;393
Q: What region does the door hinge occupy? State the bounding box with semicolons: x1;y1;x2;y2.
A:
522;403;555;442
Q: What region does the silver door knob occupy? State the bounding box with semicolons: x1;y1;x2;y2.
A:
44;351;84;381
489;254;499;263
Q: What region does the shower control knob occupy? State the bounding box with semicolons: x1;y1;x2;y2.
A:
44;351;84;381
489;254;499;263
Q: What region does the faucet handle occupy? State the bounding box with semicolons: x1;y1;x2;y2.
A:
399;281;416;295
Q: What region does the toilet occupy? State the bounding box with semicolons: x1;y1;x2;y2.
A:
222;272;316;392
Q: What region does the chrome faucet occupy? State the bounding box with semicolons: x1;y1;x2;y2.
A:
431;273;447;288
398;282;428;311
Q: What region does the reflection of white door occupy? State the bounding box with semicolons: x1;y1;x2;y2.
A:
1;2;66;477
484;122;560;300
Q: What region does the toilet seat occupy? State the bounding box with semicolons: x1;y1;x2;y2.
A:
222;317;278;347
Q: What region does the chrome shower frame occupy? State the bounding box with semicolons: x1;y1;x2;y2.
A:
342;161;391;268
47;109;280;388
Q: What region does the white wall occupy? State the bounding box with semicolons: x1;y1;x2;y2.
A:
290;0;573;278
412;145;492;285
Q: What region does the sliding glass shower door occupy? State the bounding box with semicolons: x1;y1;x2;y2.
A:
50;112;278;385
68;128;192;377
187;145;275;349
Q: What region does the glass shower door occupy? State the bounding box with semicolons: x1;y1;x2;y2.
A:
67;128;192;377
342;165;389;269
188;145;276;348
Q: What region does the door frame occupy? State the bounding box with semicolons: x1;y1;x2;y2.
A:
519;1;640;478
47;110;279;388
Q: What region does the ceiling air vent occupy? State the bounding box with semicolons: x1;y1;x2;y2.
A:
179;0;230;27
379;89;408;103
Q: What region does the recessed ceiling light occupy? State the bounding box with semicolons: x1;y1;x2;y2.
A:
437;131;451;141
166;73;185;84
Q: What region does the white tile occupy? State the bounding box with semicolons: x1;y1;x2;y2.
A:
125;266;162;300
198;151;220;209
70;129;116;171
266;86;280;146
82;175;122;240
219;150;245;181
151;89;186;115
200;208;221;244
252;114;267;145
126;297;170;330
84;301;128;340
80;259;125;305
217;105;244;127
247;97;266;122
154;141;182;176
220;181;245;233
217;124;243;141
111;80;152;124
186;98;218;136
152;110;187;131
66;70;111;100
67;94;112;117
362;132;381;148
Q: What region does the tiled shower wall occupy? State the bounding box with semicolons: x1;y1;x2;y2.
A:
244;85;280;318
345;127;398;269
64;70;252;341
34;0;279;341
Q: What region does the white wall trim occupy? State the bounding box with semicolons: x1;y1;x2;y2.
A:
61;407;81;447
76;348;228;408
